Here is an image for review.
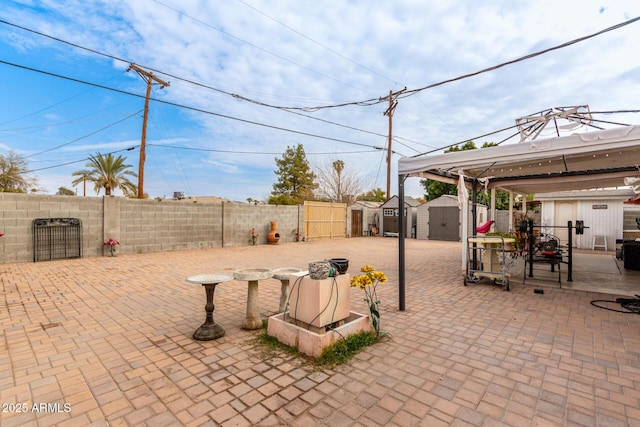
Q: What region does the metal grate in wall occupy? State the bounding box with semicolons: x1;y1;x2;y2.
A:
32;218;82;262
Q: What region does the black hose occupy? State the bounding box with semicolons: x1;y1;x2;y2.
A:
590;295;640;314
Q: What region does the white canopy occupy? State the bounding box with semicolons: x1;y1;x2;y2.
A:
398;125;640;195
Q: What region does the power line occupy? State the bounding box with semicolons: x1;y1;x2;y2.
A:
0;19;398;149
398;16;640;99
25;146;137;173
2;15;638;115
149;0;374;95
411;123;521;157
26;111;142;158
0;111;140;132
147;143;381;156
234;0;398;86
0;59;387;151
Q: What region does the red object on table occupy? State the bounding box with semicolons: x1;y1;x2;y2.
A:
476;220;495;234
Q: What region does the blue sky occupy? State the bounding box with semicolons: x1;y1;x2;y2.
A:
1;0;639;201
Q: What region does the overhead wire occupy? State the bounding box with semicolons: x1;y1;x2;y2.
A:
0;111;140;132
149;0;374;95
0;59;388;152
397;16;640;99
1;15;638;116
1;15;638;160
24;146;137;174
234;0;399;86
26;110;142;158
411;124;521;157
0;16;394;145
0;68;127;126
147;112;194;197
147;143;382;156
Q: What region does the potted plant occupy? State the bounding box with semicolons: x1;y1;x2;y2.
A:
249;228;259;245
103;237;120;256
485;231;518;251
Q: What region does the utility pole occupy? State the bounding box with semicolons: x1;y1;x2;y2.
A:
383;88;406;200
127;64;170;199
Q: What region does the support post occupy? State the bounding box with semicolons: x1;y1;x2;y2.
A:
127;64;170;199
567;220;573;282
383;87;406;200
528;219;534;278
398;175;406;312
471;181;478;271
490;188;496;223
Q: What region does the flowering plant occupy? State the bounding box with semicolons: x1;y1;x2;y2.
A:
350;265;387;337
249;228;259;245
103;238;120;256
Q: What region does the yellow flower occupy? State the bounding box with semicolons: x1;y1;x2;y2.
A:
361;265;374;273
372;271;388;284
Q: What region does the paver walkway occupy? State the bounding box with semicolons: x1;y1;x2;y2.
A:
1;238;639;426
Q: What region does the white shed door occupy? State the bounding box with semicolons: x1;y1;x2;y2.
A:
555;202;576;247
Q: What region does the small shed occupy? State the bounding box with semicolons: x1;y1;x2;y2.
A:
350;201;382;236
536;189;635;250
379;196;420;238
416;195;488;241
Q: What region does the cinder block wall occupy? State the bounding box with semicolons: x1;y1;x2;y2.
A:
0;193;310;263
0;193;104;263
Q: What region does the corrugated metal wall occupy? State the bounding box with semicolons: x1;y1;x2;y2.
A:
542;199;624;250
576;200;624;250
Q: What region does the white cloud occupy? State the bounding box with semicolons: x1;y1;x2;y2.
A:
1;0;639;200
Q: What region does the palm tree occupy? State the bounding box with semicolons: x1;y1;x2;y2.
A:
71;170;92;197
73;153;137;196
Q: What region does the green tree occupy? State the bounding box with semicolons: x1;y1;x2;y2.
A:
269;144;317;205
358;188;387;202
0;150;36;192
72;152;137;197
56;187;75;196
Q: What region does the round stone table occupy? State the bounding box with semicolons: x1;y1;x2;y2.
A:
233;268;274;330
272;267;303;312
185;274;234;340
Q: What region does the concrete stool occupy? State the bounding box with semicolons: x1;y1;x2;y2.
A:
233;268;273;330
593;235;608;251
272;267;303;312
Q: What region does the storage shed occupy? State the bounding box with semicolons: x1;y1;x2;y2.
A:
379;195;420;238
536;189;635;250
416;195;488;241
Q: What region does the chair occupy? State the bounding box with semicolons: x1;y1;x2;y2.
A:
592;235;608;251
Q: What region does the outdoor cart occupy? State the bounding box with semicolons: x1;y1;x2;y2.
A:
464;235;517;291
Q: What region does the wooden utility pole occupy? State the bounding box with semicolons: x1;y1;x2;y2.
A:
383;88;406;199
127;64;170;199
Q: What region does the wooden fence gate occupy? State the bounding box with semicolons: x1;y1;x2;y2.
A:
304;201;347;240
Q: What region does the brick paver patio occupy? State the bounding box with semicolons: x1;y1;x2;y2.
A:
1;238;639;426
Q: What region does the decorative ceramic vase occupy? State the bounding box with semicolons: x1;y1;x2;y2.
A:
267;221;280;244
329;258;349;274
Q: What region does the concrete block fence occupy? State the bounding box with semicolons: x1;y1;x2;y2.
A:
0;193;308;264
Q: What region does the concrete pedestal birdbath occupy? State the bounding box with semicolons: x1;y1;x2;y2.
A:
233;268;273;329
272;267;303;312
